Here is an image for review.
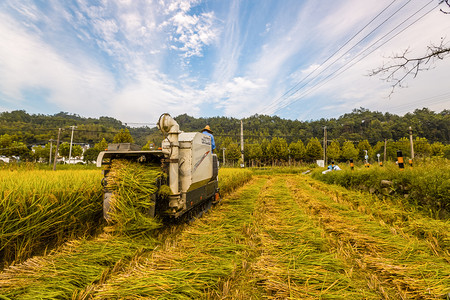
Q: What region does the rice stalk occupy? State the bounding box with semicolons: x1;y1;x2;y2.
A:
0;170;103;269
104;159;164;236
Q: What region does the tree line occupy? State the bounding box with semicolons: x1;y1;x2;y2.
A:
0;108;448;164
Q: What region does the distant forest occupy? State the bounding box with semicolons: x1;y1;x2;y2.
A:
0;107;449;164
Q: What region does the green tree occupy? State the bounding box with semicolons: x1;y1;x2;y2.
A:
413;137;432;158
268;137;289;163
0;134;13;149
305;137;322;162
83;147;100;163
371;141;385;162
392;137;410;159
341;141;359;161
59;143;83;159
443;144;450;159
0;134;32;160
260;139;270;165
430;142;444;157
95;138;109;151
357;140;372;160
327;140;341;162
113;129;134;143
225;142;241;164
246;143;263;166
289;140;306;162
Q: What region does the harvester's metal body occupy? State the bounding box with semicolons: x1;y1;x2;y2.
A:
96;114;219;220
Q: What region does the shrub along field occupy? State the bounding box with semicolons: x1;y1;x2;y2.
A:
0;166;448;299
311;159;450;219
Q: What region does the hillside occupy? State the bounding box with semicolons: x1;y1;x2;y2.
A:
0;108;448;162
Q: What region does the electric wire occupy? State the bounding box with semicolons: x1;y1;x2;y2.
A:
271;0;438;115
270;0;434;115
259;0;400;115
259;0;414;115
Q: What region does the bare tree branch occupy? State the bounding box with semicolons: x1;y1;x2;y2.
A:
440;0;450;14
369;39;450;96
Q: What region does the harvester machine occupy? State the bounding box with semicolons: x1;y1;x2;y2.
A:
96;113;219;221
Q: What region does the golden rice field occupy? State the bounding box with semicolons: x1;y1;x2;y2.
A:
0;169;103;268
1;166;449;299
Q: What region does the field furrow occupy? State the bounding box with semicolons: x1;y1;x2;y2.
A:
249;175;376;299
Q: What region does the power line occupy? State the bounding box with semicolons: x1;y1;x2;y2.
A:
259;0;400;115
260;0;415;115
270;0;431;115
271;0;437;115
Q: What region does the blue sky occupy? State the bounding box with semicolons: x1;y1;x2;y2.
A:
0;0;449;124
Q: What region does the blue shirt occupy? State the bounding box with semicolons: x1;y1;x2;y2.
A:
202;131;215;151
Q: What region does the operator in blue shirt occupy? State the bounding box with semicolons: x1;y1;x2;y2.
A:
201;125;215;152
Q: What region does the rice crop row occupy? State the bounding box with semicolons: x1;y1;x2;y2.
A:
0;169;103;269
218;167;253;195
0;167;252;299
0;233;158;300
311;161;450;219
304;177;449;253
287;175;450;298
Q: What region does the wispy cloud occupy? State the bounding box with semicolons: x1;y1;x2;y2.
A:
0;13;115;115
212;0;242;83
0;0;448;124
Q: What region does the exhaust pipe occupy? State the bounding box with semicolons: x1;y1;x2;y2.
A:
157;113;182;211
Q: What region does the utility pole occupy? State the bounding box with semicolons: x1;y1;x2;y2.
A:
68;125;76;164
49;139;54;166
323;126;327;165
409;126;414;160
222;148;226;166
53;128;62;171
288;148;291;167
240;120;244;168
384;139;387;162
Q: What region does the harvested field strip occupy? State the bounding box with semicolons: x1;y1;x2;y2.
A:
286;176;450;299
304;179;450;255
250;176;376;299
91;177;267;299
0;233;159;299
92;175;378;299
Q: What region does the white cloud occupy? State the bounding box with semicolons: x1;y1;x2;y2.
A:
203;76;267;117
165;10;219;57
0;12;115;115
